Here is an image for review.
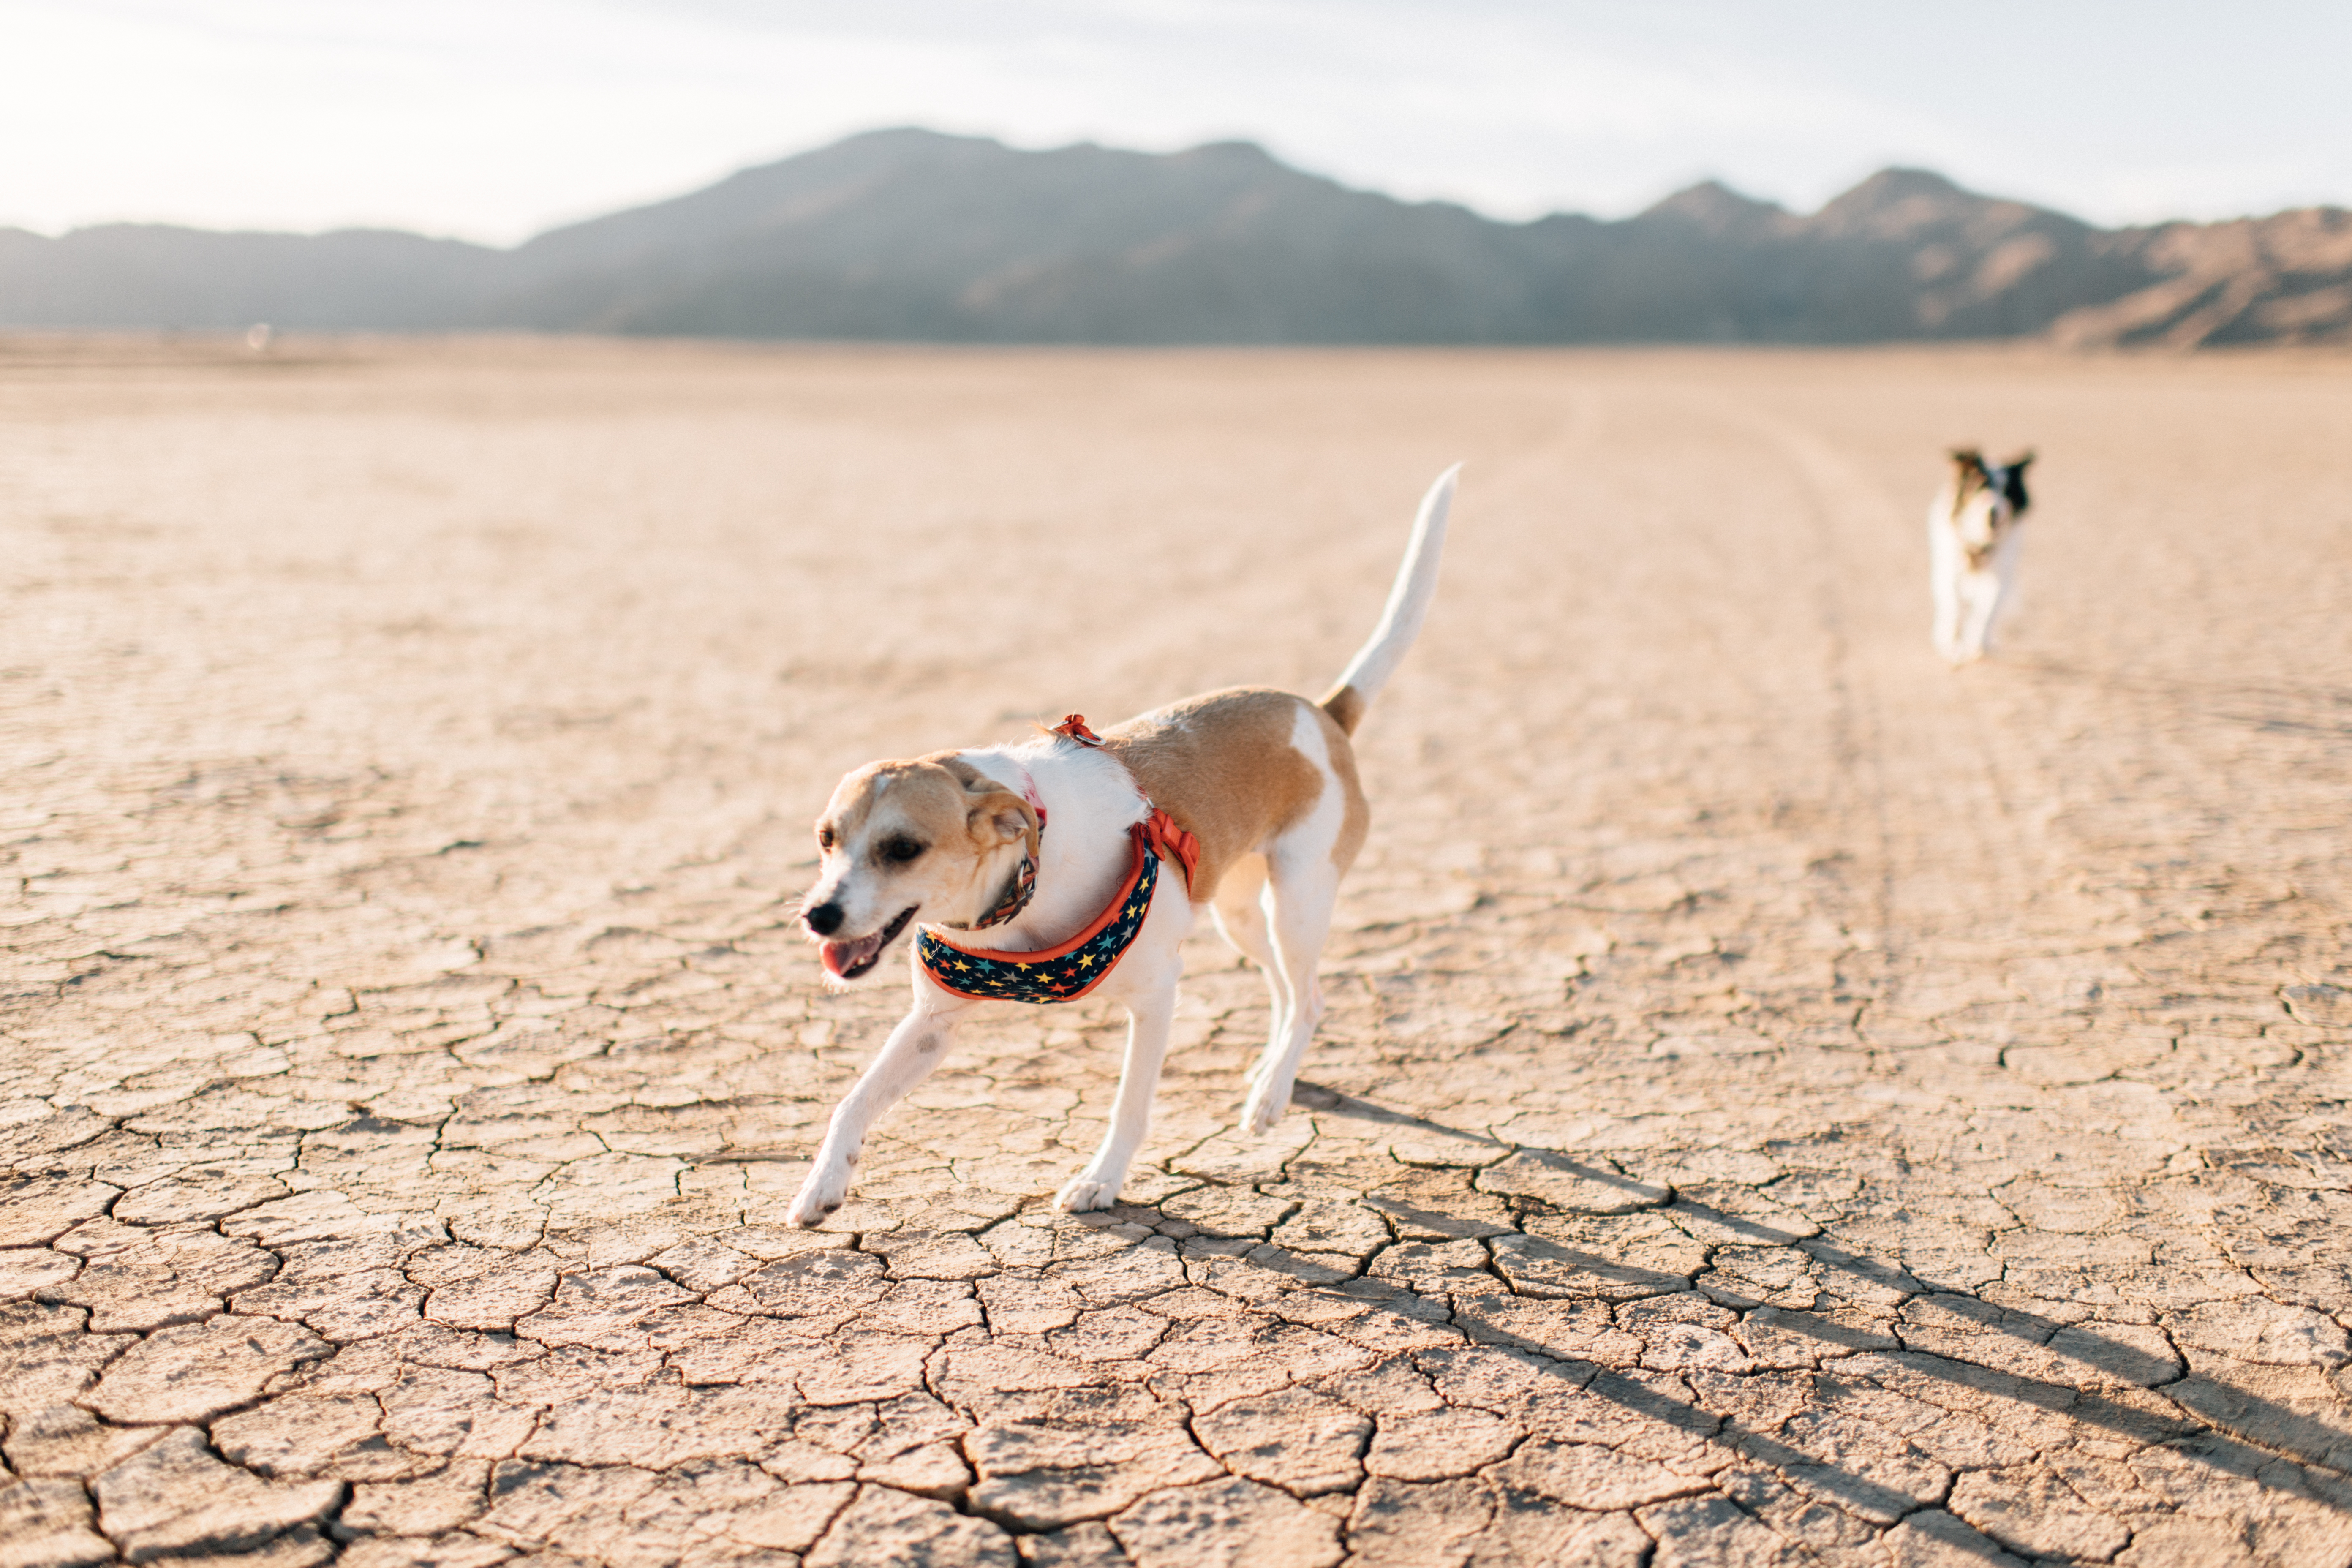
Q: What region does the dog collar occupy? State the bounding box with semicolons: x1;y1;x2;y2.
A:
919;723;1200;1005
962;763;1050;931
971;851;1038;930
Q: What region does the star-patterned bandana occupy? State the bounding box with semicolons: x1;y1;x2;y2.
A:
918;806;1198;1005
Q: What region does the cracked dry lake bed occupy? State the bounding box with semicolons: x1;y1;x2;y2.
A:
3;336;2351;1568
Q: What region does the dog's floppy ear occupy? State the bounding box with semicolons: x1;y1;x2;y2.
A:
1948;447;1987;474
924;752;1042;860
961;776;1040;860
2003;450;2036;471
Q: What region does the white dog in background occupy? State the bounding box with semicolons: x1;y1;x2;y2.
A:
785;468;1459;1223
1929;448;2034;662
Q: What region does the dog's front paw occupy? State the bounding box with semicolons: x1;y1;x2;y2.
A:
1056;1173;1122;1213
786;1160;854;1228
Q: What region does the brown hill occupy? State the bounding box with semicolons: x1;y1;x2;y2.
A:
2055;207;2352;347
0;129;2343;345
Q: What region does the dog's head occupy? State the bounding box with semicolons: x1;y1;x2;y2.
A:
799;752;1040;983
1946;448;2035;564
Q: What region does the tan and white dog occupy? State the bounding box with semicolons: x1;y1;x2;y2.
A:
1929;447;2035;662
786;467;1459;1223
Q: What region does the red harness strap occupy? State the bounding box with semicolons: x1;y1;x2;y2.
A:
1138;807;1199;893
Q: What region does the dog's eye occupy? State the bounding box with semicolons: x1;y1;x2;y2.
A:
816;824;837;851
880;837;926;863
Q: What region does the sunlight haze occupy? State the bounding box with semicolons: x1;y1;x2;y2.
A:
4;0;2347;242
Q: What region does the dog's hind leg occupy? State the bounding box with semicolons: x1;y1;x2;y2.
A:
1210;852;1276;970
1058;983;1178;1213
788;1000;972;1226
1240;843;1341;1135
1210;852;1296;1072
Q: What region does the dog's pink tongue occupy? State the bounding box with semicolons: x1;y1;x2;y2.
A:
820;939;861;977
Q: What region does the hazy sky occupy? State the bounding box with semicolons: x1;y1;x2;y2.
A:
6;0;2347;243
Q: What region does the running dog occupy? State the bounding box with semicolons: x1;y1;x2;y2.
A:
1929;448;2034;662
787;467;1459;1222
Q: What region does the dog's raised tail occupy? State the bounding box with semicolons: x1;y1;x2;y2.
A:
1320;464;1460;736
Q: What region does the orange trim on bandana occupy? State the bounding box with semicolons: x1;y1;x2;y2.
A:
920;824;1154;1002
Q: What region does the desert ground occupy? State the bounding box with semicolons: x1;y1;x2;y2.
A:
2;336;2349;1568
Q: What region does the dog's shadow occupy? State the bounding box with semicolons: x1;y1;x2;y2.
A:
1093;1095;2352;1550
674;1084;2349;1548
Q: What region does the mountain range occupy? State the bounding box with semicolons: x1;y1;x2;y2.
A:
4;128;2348;347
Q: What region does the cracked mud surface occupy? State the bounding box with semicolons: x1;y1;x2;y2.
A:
3;337;2350;1568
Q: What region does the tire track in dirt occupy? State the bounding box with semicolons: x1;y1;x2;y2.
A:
1734;402;2139;1027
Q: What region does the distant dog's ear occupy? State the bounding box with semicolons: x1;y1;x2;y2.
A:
1948;447;1987;474
1999;452;2033;512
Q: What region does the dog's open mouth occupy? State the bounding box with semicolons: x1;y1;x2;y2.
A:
820;905;917;980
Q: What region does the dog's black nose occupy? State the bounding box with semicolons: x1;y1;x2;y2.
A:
804;902;844;936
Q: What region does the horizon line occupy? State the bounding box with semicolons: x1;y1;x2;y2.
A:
5;125;2341;250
